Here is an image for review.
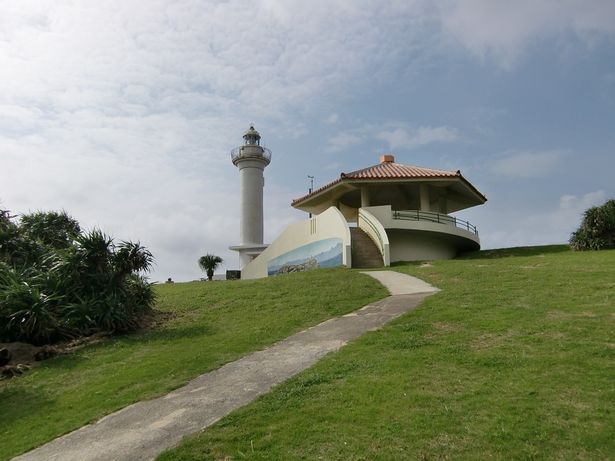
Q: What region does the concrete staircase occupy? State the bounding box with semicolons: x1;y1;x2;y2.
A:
350;228;384;268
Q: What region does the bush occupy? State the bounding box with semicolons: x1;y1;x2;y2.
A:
0;208;155;345
570;199;615;251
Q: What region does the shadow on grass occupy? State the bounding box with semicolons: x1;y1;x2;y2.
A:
37;351;89;370
458;244;570;260
389;261;424;267
30;323;216;375
120;322;216;345
0;385;53;426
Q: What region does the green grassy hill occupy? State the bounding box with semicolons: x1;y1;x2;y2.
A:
0;268;386;460
1;246;613;460
158;245;614;460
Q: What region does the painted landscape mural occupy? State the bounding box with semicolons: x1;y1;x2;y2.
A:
267;238;343;276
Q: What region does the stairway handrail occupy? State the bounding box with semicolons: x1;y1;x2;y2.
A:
358;208;390;266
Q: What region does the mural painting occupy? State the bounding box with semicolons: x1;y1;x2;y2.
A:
267;238;343;276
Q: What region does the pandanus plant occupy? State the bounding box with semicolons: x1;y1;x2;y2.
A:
198;254;223;281
0;208;156;344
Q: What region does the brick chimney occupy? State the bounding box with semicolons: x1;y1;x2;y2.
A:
380;154;395;164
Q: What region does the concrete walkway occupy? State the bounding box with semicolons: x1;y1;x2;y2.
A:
362;270;440;295
13;271;439;461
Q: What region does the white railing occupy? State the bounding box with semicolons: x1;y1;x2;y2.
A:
230;146;272;163
358;208;390;266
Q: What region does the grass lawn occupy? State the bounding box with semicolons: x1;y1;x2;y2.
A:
0;268;386;461
157;245;615;460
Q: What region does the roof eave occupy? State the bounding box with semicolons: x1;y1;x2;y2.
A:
291;178;348;209
456;173;487;203
291;175;486;209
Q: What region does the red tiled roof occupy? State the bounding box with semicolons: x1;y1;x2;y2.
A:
341;162;458;180
292;160;466;205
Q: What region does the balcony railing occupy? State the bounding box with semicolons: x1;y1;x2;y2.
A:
230;146;272;163
392;210;478;235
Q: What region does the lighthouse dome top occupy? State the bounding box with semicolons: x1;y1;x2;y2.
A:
231;125;272;166
243;125;261;145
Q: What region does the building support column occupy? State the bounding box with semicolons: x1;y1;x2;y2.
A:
438;195;447;214
419;184;430;211
361;185;371;208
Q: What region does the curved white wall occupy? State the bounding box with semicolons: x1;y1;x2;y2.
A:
242;207;351;279
387;229;457;261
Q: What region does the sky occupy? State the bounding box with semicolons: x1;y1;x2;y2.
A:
1;0;614;282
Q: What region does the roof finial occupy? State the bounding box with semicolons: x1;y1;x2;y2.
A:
380;154;395;164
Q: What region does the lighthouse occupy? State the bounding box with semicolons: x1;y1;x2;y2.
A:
229;125;271;269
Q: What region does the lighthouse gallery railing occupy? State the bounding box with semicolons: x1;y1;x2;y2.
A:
230;146;272;163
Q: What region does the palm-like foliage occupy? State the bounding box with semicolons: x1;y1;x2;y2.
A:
0;208;155;345
0;209;13;229
0;263;64;343
20;211;80;249
198;254;223;281
114;241;154;277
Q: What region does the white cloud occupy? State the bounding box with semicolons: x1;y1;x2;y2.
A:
0;1;432;123
0;1;436;281
326;130;364;152
1;0;613;282
326;122;458;153
375;128;412;150
324;113;339;125
559;190;607;211
438;0;615;68
489;150;565;180
376;125;458;150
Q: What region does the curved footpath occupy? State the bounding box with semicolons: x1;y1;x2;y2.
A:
13;271;439;461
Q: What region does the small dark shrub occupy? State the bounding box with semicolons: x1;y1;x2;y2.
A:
570;199;615;251
0;207;155;345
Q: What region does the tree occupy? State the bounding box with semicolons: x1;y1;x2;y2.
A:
0;208;155;345
570;199;615;250
198;254;223;281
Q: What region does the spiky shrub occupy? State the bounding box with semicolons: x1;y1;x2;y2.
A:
0;263;64;344
20;211;81;249
570;199;615;251
0;208;155;345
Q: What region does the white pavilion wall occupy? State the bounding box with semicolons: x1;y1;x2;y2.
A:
387;229;457;261
241;207;351;280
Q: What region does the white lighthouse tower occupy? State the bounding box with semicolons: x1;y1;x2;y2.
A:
229;125;272;269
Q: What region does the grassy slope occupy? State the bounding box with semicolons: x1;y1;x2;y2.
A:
158;246;615;460
0;268;386;461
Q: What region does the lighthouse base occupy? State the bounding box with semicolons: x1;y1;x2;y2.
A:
229;243;269;270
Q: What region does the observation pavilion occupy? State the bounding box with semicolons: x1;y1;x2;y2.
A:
291;154;487;265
